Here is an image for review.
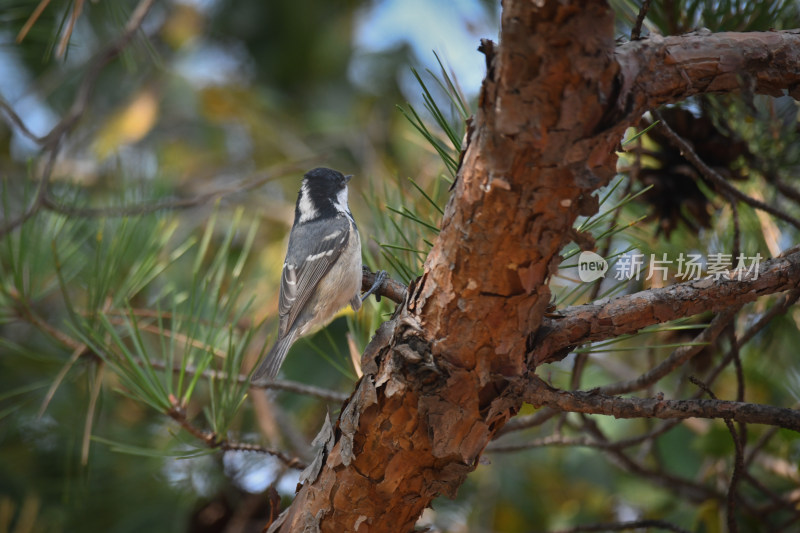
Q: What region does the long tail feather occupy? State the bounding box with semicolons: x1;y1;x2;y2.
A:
251;330;297;383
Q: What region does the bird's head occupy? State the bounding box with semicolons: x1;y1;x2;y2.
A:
296;167;353;223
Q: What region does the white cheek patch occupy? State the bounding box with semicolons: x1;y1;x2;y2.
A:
298;182;320;223
333;185;350;214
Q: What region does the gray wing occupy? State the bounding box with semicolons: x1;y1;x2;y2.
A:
278;216;352;334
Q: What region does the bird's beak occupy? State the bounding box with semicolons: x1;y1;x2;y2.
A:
344;174;353;184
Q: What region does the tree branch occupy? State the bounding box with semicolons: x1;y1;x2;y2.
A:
39;164;296;217
629;0;652;41
489;418;681;453
593;308;737;395
614;29;800;125
361;267;407;305
148;361;349;403
524;375;800;432
532;248;800;364
688;376;744;532
0;0;158;239
546;519;691;533
165;404;306;470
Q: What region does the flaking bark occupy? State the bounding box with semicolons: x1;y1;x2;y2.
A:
532;249;800;364
272;2;800;531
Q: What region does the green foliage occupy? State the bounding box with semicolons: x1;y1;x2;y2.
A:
366;55;468;285
1;182;85;303
62;208;261;437
555;174;651;306
398;54;469;178
613;0;800;35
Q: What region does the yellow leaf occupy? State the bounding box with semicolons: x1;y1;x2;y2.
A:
161;4;204;49
94;90;159;159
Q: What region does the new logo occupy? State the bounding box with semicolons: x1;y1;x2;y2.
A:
578;251;608;282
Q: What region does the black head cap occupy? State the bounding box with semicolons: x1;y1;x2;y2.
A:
295;167;353;222
303;167;351;187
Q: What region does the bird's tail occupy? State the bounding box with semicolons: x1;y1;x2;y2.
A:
251;330;297;384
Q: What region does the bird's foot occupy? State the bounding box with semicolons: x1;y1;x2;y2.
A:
362;269;388;302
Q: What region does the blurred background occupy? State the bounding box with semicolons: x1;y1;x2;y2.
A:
1;1;800;532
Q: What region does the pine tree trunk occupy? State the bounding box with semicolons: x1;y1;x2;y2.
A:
269;2;800;530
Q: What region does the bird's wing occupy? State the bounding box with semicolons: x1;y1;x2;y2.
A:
278;216;352;334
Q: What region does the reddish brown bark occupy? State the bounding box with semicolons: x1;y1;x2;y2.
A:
614;29;800;125
270;2;800;531
532;249;800;364
274;4;620;531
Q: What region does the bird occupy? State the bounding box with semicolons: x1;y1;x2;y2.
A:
251;167;374;383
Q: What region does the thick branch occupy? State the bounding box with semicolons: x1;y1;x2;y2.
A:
532;249;800;364
614;29;800;124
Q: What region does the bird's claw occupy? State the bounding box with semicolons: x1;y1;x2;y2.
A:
362;269;388;302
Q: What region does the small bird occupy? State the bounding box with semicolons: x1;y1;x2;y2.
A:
251;167;366;383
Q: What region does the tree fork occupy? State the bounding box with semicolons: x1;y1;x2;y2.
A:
270;1;800;530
